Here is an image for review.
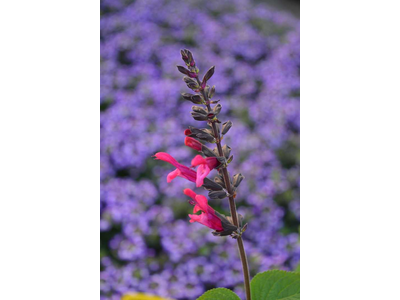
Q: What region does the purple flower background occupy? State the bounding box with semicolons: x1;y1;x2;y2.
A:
101;0;299;299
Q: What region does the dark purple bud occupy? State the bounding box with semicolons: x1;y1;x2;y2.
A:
181;92;194;100
222;145;231;159
192;95;203;102
232;173;244;188
208;85;216;99
181;93;203;104
203;66;215;83
181;49;196;68
202;178;224;191
214;175;226;188
192;106;207;115
191;112;208;121
221;121;232;135
213;104;222;116
183;76;199;90
208;190;228;200
188;126;203;134
177;65;197;78
177;65;190;75
186;49;194;62
180;49;188;60
195;132;215;143
201;128;213;135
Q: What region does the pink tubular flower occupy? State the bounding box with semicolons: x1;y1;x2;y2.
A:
191;155;219;187
185;136;202;151
184;189;223;231
154;152;197;183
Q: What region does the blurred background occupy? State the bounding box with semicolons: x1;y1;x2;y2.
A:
100;0;299;299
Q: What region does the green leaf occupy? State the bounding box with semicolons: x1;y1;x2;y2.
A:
294;264;300;273
251;270;300;300
197;288;240;300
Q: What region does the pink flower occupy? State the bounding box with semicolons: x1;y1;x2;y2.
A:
191;155;219;187
185;136;202;151
184;189;223;231
154;152;197;183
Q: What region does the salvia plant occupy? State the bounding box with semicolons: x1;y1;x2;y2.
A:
154;50;299;300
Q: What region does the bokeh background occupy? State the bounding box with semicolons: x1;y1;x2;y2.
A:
100;0;300;299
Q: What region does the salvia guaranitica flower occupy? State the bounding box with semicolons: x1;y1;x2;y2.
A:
153;152;197;183
184;189;238;236
191;155;219;187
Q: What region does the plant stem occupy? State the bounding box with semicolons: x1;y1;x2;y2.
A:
197;78;252;300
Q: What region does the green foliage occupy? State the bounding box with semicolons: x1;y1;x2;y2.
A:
251;270;300;300
295;264;300;273
197;270;300;300
197;288;241;300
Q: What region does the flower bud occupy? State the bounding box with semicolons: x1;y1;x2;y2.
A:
214;175;226;188
203;66;215;82
191;112;208;121
185;137;202;151
221;121;232;135
177;66;197;78
222;145;231;159
213;104;222;116
180;49;188;61
232;173;244;188
181;93;203;104
195;132;215;143
181;49;196;68
202;178;224;191
208;190;228;200
192;106;207;115
208;85;216;99
183;76;199;90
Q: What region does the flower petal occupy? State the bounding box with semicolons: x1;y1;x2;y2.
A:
194;195;209;213
196;164;210;187
191;155;207;167
183;188;197;200
154;152;180;167
155;152;197;184
167;169;180;182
